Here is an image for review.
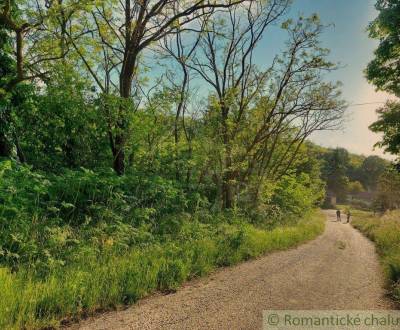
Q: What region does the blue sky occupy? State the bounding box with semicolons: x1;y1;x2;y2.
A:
268;0;393;159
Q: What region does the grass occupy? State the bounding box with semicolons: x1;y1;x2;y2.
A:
0;211;325;329
351;209;400;304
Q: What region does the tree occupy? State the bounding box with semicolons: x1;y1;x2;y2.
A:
158;20;205;182
348;181;364;194
0;19;15;157
0;14;33;161
367;0;400;163
190;10;344;208
322;148;350;201
366;0;400;96
0;0;89;162
0;0;78;91
189;0;291;208
375;167;400;210
16;65;110;169
370;101;400;161
71;0;249;174
359;155;387;190
366;1;400;163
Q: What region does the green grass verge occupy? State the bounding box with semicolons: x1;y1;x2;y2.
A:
0;211;325;329
351;209;400;304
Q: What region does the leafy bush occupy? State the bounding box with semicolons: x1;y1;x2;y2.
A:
248;173;325;227
0;161;190;273
271;173;325;217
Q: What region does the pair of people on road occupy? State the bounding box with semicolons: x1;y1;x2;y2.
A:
336;209;351;223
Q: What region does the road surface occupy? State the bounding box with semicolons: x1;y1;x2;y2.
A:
72;210;394;330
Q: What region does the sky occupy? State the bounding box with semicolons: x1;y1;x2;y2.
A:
260;0;394;159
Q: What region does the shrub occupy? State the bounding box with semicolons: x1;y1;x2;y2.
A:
0;162;190;273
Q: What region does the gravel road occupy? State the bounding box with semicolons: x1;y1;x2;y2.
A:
72;210;394;330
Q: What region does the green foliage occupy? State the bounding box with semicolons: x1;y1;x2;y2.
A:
0;157;328;328
317;146;389;201
0;2;347;328
321;148;350;201
0;160;53;269
270;173;325;221
366;0;400;96
348;181;364;194
359;155;388;190
0;161;192;274
374;167;400;211
367;1;400;163
0;20;35;159
370;101;400;162
15;66;110;170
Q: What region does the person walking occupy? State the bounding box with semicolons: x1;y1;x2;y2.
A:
336;209;341;222
346;210;351;223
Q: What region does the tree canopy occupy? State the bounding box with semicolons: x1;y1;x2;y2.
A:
370;101;400;159
366;0;400;96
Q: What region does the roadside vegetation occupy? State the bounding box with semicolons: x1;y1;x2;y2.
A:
352;210;400;304
0;212;325;329
353;1;400;305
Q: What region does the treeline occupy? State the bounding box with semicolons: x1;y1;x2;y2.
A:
313;146;387;199
313;145;400;212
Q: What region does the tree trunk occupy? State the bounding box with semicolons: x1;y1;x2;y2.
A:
0;131;11;158
64;137;75;167
113;133;125;175
221;105;234;209
13;131;26;163
114;50;136;175
0;110;12;158
222;174;234;209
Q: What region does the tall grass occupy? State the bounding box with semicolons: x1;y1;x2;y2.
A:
352;210;400;303
0;211;325;329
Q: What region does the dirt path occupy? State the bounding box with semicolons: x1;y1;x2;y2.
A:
73;210;394;330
